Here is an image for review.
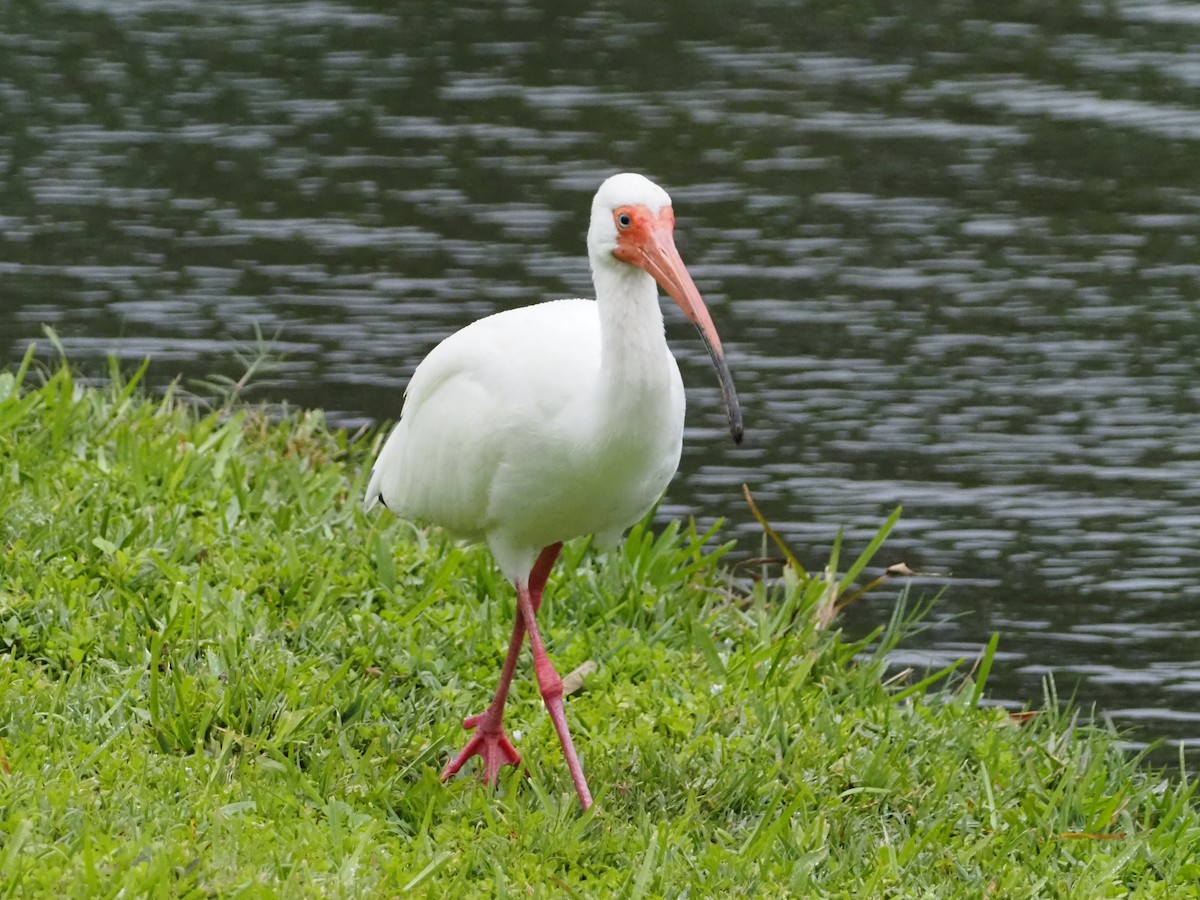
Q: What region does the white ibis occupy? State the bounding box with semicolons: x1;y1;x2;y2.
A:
364;172;743;810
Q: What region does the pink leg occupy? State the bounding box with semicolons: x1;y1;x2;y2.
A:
516;576;594;810
441;544;562;786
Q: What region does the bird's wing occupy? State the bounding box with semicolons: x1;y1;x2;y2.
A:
363;299;601;538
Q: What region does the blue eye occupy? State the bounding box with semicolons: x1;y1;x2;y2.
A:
617;212;632;228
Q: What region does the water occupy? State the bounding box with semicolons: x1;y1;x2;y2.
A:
3;0;1199;767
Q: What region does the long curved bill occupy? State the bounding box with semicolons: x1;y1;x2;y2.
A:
635;211;744;444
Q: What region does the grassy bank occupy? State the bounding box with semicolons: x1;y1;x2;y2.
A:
1;353;1198;897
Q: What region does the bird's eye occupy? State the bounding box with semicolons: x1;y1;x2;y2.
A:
616;212;632;229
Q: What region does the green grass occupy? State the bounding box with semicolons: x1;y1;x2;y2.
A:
2;351;1199;897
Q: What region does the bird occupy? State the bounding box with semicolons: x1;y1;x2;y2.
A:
363;172;743;810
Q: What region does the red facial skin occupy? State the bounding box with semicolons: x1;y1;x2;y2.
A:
611;204;743;444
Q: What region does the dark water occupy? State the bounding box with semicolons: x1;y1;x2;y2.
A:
3;0;1200;767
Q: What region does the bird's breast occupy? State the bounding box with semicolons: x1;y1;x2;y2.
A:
368;297;689;569
483;349;686;550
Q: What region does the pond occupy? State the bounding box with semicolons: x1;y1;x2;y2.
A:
3;0;1199;767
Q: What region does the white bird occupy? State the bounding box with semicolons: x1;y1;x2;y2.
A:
364;172;742;810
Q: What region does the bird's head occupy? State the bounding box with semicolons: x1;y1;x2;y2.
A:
588;172;743;444
587;172;673;260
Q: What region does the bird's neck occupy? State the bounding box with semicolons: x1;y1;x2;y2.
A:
592;261;671;392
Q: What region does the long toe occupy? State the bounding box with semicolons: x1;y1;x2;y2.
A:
483;734;520;784
442;725;521;785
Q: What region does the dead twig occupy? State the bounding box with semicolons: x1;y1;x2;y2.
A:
562;660;598;697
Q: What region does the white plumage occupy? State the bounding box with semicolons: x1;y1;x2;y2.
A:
363;172;741;810
366;292;688;566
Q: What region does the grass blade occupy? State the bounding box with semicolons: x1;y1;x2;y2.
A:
970;632;1001;708
838;505;902;594
743;484;808;581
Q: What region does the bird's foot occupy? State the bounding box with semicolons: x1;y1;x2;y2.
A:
441;710;521;785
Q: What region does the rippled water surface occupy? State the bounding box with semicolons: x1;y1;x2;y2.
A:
3;0;1200;765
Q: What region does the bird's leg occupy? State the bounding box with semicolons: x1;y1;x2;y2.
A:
516;572;594;811
526;541;562;615
441;543;563;786
441;609;523;784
